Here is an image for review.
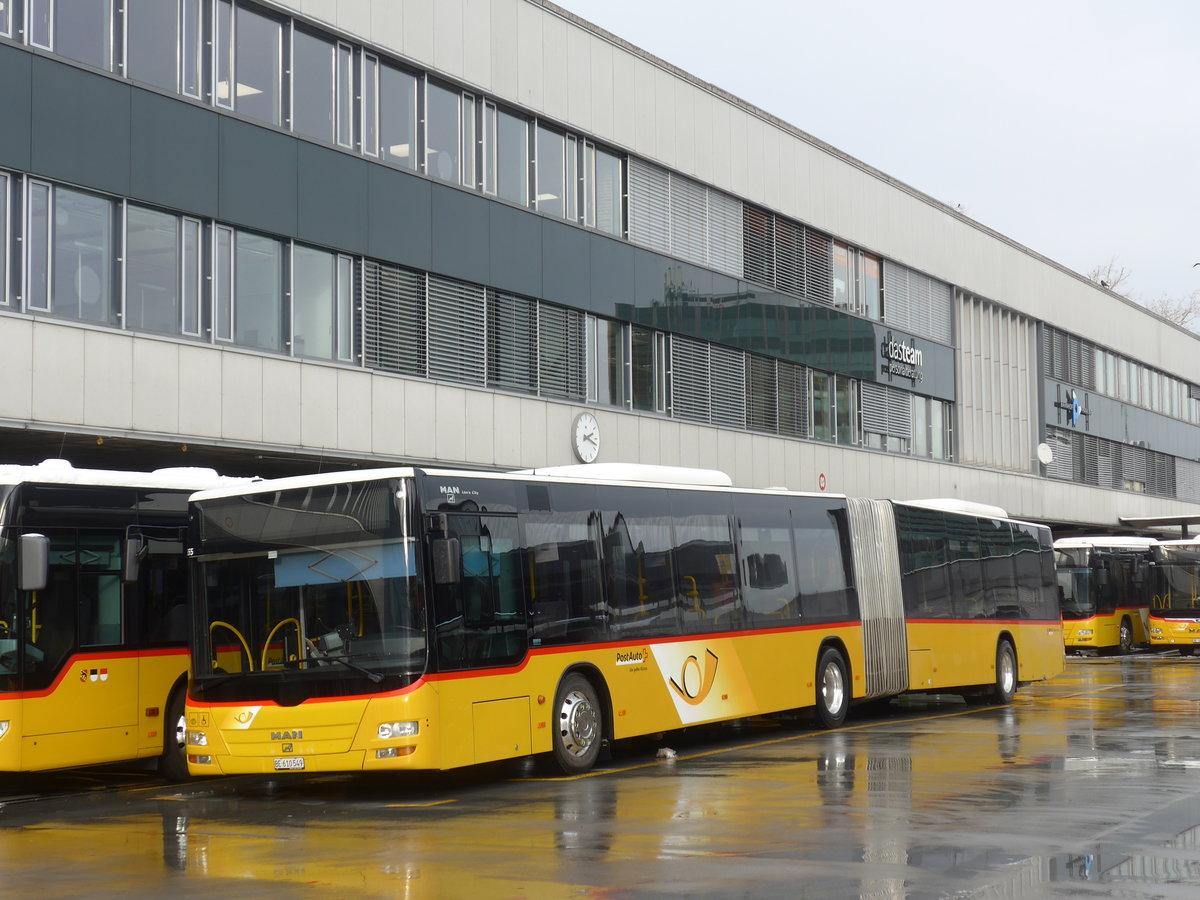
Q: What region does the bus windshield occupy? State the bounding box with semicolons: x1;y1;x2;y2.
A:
1153;545;1200;613
191;478;426;698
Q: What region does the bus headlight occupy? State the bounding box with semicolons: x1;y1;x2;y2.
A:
1077;629;1093;636
187;731;208;747
0;721;8;739
1150;628;1163;635
378;721;419;739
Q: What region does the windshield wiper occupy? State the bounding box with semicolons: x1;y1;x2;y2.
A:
320;653;385;684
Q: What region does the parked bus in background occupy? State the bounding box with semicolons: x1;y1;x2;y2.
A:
1053;537;1155;655
0;459;251;778
183;464;1064;777
1147;538;1200;654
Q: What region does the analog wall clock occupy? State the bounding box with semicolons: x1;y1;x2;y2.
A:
572;412;600;463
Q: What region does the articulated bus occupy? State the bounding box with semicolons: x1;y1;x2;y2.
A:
1147;538;1200;654
183;464;1064;776
0;459;250;777
1053;537;1155;655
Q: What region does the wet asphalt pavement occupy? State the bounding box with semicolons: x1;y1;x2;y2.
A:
1;655;1199;898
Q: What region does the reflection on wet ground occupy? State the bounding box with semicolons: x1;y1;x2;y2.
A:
3;656;1200;897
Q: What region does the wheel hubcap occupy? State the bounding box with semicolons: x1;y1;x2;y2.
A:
822;662;845;715
558;689;599;758
1000;652;1016;693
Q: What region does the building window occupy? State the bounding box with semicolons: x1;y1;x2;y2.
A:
483;101;529;206
585;143;622;237
425;80;461;183
125;0;203;98
291;30;353;147
376;61;417;169
832;242;882;320
25;183;115;324
292;244;353;361
125;205;201;337
29;0;113;70
834;374;858;446
535;125;566;218
215;1;282;126
631;326;665;413
0;173;7;305
586;315;626;407
0;1;10;36
461;94;477;189
214;226;284;351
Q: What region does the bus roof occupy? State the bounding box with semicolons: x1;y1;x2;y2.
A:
898;498;1010;519
1054;536;1158;550
188;464;843;503
0;459;254;491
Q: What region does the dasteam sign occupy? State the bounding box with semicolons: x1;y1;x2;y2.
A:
881;331;924;384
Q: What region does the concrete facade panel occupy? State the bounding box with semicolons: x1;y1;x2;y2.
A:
403;380;437;460
632;58;656;161
488;0;520;102
217;119;298;238
515;1;544;112
462;0;493;90
83;331;133;431
464;390;496;464
690;90;713;187
366;166;433;271
299;365;338;449
0;317;33;422
402;0;435;68
335;0;372;38
261;359;303;450
492;393;523;467
221;354;264;442
565;24;592;133
370;376;406;454
672;79;695;178
337;369;374;452
541;14;569;123
177;347;222;438
653;67;674;167
588;38;614;140
433;383;467;462
297;143;369;252
432;0;465;77
31;323;85;426
370;1;404;55
609;46;636;151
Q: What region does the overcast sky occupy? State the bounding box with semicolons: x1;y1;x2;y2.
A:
557;0;1200;303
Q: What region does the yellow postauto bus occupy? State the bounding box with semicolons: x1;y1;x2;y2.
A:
184;464;1064;776
1053;537;1155;655
1147;538;1200;654
0;459;249;777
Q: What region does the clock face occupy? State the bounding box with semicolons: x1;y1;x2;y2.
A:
573;412;600;463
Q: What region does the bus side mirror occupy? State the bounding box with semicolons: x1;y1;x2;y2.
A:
123;536;147;584
432;538;461;585
18;534;49;592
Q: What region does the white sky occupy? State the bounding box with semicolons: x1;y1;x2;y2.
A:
556;0;1200;303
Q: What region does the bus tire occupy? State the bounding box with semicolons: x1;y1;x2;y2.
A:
552;673;603;775
990;640;1018;705
158;686;190;782
1118;618;1133;655
815;647;849;729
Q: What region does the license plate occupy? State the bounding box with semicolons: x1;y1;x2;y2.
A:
273;757;305;771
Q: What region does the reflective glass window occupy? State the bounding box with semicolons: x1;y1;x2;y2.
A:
591;145;622;236
0;174;7;305
587;316;626;407
461;94;476;188
125;0;179;92
522;510;604;646
235;231;283;351
214;225;233;341
425;82;460;183
630;326;659;412
536;126;565;217
226;4;280;125
182;218;201;335
292;244;352;361
811;371;831;441
336;43;353;148
125;206;180;335
565;136;578;222
601;487;678;638
33;0;112;70
291;30;335;142
835;375;857;445
793;499;855;622
362;55;379;156
53;187;114;324
670;492;737;634
379;63;417;169
831;242;851;310
495;107;528;205
862;253;881;320
27;181;51;312
0;1;9;36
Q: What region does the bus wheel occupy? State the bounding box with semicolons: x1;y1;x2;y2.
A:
1118;618;1133;655
158;687;190;782
990;640;1018;705
552;673;603;775
815;647;849;729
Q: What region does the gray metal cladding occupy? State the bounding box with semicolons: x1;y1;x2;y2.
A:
846;497;909;698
